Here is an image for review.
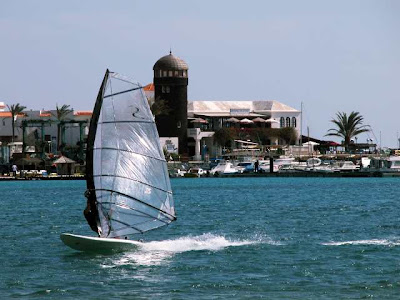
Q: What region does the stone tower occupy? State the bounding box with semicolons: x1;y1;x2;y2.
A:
153;52;189;155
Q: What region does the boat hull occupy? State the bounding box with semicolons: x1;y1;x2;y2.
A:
60;233;141;253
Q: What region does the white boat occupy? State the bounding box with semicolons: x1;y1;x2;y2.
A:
184;167;205;177
333;161;360;172
366;156;400;172
61;70;176;252
259;157;295;173
210;161;239;175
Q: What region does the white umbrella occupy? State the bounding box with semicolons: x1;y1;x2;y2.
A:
252;117;265;123
191;118;208;124
226;117;240;123
265;118;279;124
240;118;254;124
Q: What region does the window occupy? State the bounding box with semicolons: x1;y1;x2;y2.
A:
168;71;173;77
162;86;170;93
163;70;167;77
286;117;290;127
177;121;181;129
292;117;297;128
174;70;179;77
183;70;187;77
280;117;285;128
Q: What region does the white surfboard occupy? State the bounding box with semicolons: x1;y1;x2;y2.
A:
60;233;142;253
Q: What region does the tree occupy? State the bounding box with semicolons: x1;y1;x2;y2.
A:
52;104;72;153
325;111;369;151
150;97;171;116
7;103;26;143
213;128;237;147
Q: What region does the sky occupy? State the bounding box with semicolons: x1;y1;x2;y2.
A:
1;1;399;147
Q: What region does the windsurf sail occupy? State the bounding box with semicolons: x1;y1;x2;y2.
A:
84;70;176;238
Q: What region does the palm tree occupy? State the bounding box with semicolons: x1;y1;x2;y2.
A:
7;103;26;143
52;104;72;152
325;111;369;151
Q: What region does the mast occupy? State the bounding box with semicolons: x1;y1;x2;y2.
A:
84;69;110;234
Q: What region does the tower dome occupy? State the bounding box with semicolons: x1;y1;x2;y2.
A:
153;52;188;71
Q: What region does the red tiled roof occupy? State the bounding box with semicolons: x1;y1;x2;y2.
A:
74;111;92;116
40;112;51;117
143;83;154;91
0;112;25;118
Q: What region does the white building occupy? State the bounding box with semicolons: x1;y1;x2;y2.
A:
187;100;301;160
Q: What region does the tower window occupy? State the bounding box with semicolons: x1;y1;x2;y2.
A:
286;117;290;127
183;70;187;77
280;117;285;128
162;86;170;93
174;70;179;77
168;71;173;77
292;117;297;128
163;70;167;77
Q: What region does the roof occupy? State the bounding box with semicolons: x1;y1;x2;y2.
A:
188;100;299;114
40;110;51;117
0;112;11;117
153;52;189;71
143;83;154;91
53;156;76;164
0;112;25;118
74;111;92;116
194;112;265;117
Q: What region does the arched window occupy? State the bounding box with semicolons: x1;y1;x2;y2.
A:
280;117;285;128
292;117;297;128
286;117;290;127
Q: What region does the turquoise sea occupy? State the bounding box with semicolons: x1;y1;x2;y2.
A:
1;177;399;299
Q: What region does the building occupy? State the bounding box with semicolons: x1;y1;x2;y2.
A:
152;52;301;160
187;100;300;159
0;109;91;163
153;51;189;154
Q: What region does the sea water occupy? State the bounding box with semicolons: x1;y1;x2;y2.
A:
0;177;399;299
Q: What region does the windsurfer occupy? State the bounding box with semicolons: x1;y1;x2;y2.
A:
83;189;100;235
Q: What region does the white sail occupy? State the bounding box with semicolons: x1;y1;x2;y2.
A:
92;72;175;238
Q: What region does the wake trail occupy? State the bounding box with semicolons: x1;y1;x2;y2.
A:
109;233;281;266
322;239;400;246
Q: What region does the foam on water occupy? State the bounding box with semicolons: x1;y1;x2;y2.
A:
109;233;278;267
322;239;400;246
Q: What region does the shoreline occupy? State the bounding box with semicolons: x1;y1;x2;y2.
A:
1;171;400;181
